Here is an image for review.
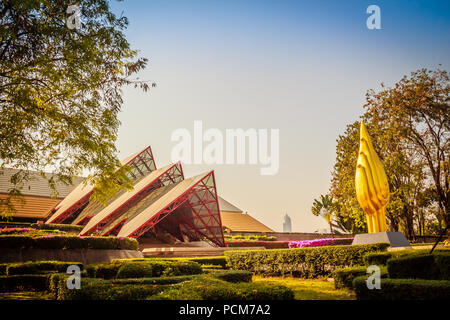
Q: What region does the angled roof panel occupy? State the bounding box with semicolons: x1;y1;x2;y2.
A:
80;163;183;236
218;197;242;213
220;211;274;233
117;172;210;237
46;146;156;224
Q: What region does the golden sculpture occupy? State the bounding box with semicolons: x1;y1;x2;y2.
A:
355;121;389;233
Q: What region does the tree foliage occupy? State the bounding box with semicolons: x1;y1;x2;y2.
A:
0;0;152;216
329;68;449;238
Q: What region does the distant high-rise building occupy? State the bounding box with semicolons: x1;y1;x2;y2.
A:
283;214;292;232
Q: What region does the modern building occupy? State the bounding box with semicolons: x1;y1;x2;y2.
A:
0;146;274;247
283;214;292;232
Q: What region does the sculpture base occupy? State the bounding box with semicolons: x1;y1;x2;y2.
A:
352;232;410;248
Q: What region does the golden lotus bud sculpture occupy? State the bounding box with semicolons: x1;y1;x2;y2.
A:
355;121;389;233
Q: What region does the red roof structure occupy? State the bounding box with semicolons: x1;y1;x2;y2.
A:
45;147;225;247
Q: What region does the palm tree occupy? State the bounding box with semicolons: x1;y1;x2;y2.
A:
312;194;336;238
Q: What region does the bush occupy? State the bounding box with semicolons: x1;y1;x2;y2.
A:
0;274;49;292
226;241;289;249
112;275;196;285
149;277;294;300
434;253;450;280
225;243;389;278
166;257;228;268
6;261;83;276
386;251;450;280
353;276;450;300
332;266;388;289
114;261;202;279
387;254;440;280
212;270;252;283
48;274;163;300
0;234;138;250
31;223;83;233
363;252;393;266
85;263;122;279
224;234;277;241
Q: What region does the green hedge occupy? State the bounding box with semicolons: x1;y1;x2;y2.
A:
353;276;450;300
31;223;83;233
332;266;388;289
87;260;203;279
6;261;83;276
0;274;49;292
212;270;252;283
225;243;389;278
111;275;197;285
0;234;138;250
49;273;294;300
387;253;450;280
149;276;295;300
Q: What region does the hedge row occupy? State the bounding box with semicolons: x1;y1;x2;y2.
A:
387;253;450;280
332;266;388;289
147;277;295;300
353;277;450;300
362;249;446;266
0;274;49;292
111;256;228;269
224;243;389;278
48;273;294;300
31;223;83;233
226;241;289;249
0;234;138;250
5;261;83;276
86;260;203;279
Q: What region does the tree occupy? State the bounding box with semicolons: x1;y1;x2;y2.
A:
0;0;152;217
312;194;336;237
330;68;449;240
364;68;449;232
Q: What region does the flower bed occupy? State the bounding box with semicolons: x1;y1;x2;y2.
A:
288;237;353;248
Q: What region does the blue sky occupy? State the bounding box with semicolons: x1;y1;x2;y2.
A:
108;0;450;232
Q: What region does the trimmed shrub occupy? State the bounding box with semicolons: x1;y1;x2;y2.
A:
85;263;122;279
112;275;196;285
6;261;83;276
0;234;138;250
332;266;388;289
226;241;289;249
225;243;389;278
387;254;440;280
353;276;450;300
167;257;228;268
213;270;252;283
224;234;277;241
149;277;294;300
434;253;450;280
363;252;393;266
115;261;202;279
31;223;83;233
0;274;49;292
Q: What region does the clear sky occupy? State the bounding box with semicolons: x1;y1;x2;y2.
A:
108;0;450;232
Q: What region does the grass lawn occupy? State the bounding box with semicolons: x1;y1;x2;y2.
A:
253;276;355;300
0;291;54;300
